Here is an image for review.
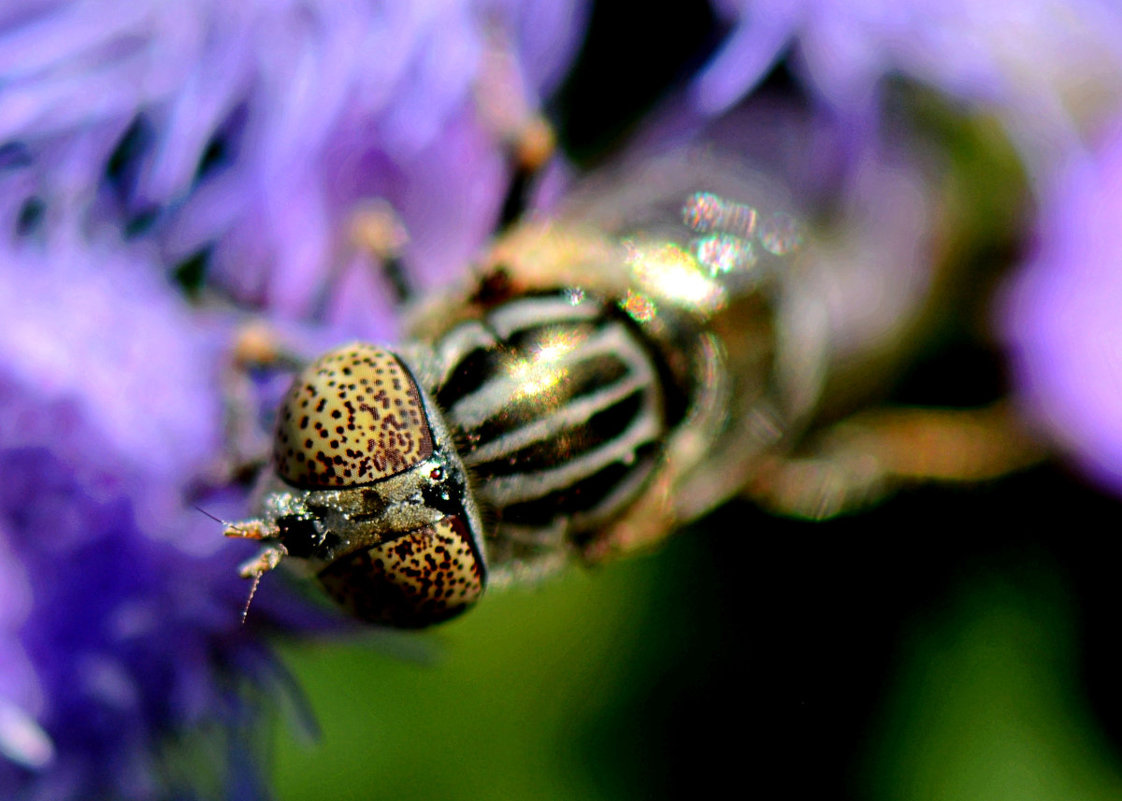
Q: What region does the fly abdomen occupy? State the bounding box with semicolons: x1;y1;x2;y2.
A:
432;292;668;544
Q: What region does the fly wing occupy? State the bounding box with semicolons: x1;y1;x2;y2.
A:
554;145;794;240
565;145;829;523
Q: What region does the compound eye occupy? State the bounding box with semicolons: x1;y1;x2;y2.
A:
274;343;434;488
317;515;485;628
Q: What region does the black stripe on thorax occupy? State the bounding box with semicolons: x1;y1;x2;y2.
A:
498;440;661;529
430;291;667;537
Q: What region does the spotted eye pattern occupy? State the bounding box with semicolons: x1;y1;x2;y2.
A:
275;343;434;488
317;515;484;628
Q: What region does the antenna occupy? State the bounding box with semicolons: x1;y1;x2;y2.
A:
233;544;286;624
194;505;284;624
242;571;264;625
192;504;228;526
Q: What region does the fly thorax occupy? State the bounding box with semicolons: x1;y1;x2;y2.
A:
427;291;672;564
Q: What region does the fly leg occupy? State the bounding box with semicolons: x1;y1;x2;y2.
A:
476;24;556;230
214;321;308;486
745;402;1047;520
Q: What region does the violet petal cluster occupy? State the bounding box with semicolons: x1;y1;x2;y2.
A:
0;227;279;800
2;0;587;334
699;0;1122;494
1001;125;1122;496
698;0;1122;182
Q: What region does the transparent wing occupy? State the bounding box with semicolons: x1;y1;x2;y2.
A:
551;138;1043;526
554;145;830;528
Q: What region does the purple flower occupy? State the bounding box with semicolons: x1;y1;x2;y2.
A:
0;224;285;799
697;0;1122;181
1;0;588;326
0;1;589;798
1001;120;1122;496
692;0;1122;496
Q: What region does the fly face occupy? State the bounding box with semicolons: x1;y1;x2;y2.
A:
226;342;487;628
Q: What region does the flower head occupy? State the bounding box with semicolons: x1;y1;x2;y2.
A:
698;0;1122;181
1002;121;1122;496
0;224;285;799
3;0;588;327
0;1;589;798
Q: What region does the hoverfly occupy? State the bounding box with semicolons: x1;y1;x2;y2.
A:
222;144;1042;628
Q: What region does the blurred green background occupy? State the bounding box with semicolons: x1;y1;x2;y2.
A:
272;544;682;801
270;465;1122;800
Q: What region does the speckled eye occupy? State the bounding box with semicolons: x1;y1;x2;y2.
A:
317;515;485;628
274;343;434;488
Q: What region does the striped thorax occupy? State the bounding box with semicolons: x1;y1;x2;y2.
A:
418;290;670;584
